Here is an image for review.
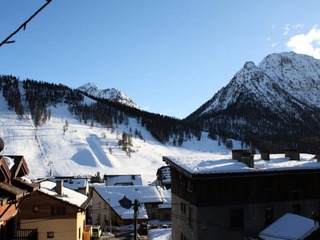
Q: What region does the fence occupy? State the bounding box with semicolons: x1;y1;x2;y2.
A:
13;229;38;240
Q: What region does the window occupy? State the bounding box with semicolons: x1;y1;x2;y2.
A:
265;206;273;226
164;213;170;220
230;208;243;228
188;206;193;228
292;204;301;214
187;181;193;192
180;202;186;214
51;206;66;215
180;233;187;240
47;232;54;238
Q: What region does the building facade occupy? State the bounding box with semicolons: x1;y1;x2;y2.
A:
0;155;39;240
18;180;91;240
164;153;320;240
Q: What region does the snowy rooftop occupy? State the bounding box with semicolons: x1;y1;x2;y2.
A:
53;178;88;190
94;185;163;220
104;174;142;186
156;188;171;209
39;180;90;209
259;213;318;240
164;153;320;174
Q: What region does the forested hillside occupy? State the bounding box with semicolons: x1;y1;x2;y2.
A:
0;75;201;146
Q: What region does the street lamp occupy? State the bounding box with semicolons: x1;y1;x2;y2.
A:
119;196;140;240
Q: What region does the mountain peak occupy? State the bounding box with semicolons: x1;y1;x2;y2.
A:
186;51;320;152
77;83;140;109
243;61;256;70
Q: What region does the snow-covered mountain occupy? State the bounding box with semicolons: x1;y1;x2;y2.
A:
77;82;140;109
0;79;236;184
186;52;320;152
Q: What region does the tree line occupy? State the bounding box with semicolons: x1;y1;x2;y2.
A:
0;75;202;146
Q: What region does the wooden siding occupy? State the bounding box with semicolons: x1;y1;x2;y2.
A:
171;167;320;206
19;191;80;220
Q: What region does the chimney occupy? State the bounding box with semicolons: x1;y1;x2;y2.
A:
261;151;270;161
232;149;254;168
285;149;300;161
56;180;64;195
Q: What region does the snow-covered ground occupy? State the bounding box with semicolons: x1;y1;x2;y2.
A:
0;93;237;184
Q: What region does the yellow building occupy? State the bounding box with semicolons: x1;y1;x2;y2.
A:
18;180;91;240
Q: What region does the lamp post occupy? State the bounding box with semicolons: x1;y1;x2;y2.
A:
119;196;140;239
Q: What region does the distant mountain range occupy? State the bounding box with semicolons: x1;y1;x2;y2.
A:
186;52;320;152
77;82;140;109
1;51;320;153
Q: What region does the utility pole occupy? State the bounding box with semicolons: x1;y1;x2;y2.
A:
108;198;112;234
133;199;139;240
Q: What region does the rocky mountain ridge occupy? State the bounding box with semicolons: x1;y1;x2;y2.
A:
77;82;140;109
186;52;320;152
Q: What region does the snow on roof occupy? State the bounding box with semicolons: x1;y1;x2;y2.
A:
53;178;88;190
157;188;171;209
39;180;90;209
3;156;14;170
94;185;163;220
259;213;318;240
148;228;171;240
164;153;320;174
104;174;142;186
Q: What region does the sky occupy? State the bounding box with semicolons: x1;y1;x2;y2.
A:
1;0;320;119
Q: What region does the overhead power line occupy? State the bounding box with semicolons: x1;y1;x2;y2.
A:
0;0;52;47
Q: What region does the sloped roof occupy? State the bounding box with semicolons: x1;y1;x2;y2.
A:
104;174;142;186
259;213;318;240
164;153;320;176
53;177;88;190
94;185;162;220
39;180;91;210
7;156;29;178
0;156;37;201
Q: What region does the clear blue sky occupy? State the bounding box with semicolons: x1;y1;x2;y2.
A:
1;1;319;119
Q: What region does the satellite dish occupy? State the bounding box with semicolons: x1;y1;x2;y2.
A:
0;138;4;152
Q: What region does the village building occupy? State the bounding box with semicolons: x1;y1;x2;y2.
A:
156;166;171;189
103;174;142;186
0;155;39;240
54;176;90;195
18;180;91;240
163;151;320;240
91;185;170;228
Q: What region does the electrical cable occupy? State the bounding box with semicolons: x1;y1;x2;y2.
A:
0;0;52;47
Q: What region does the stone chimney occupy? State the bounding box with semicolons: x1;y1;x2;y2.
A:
285;149;300;161
56;180;64;195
